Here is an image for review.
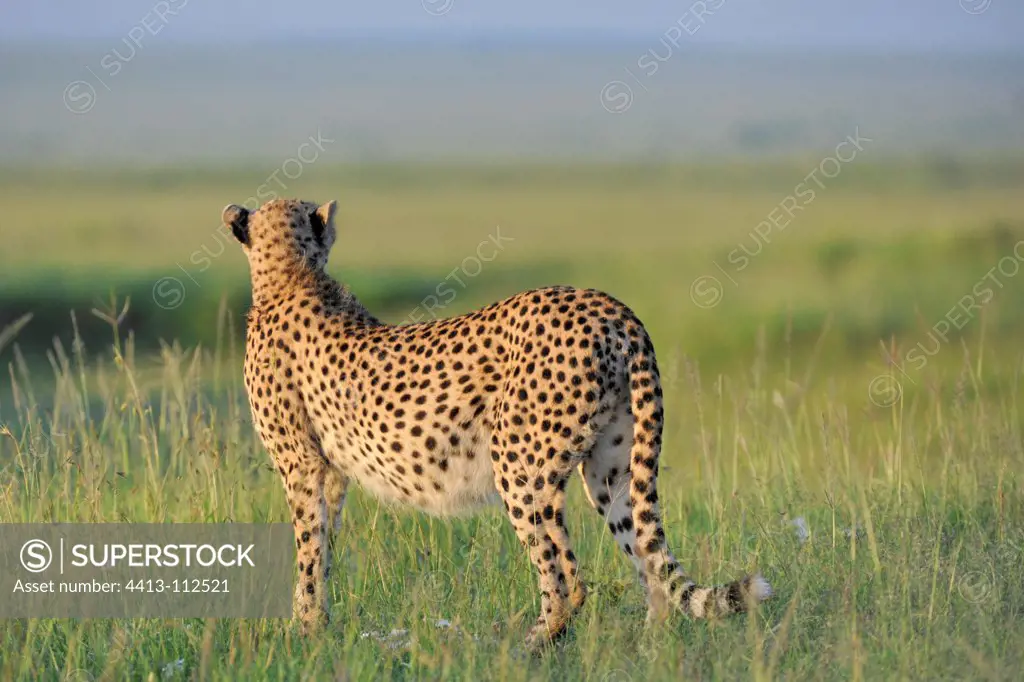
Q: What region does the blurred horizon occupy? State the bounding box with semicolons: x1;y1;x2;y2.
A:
4;44;1023;164
4;1;1021;164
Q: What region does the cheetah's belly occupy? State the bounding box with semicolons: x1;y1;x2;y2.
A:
320;428;499;517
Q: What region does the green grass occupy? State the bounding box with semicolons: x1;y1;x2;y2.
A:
2;160;1024;680
3;323;1022;680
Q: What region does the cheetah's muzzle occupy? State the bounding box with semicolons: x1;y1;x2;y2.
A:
226;197;772;649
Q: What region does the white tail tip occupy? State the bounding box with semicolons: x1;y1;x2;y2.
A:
749;573;773;601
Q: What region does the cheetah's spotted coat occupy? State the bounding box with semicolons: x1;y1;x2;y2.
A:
226;198;771;648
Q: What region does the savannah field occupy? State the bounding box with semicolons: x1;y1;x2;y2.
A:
1;28;1023;682
2;155;1024;680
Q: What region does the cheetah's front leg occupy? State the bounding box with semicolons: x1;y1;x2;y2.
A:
273;446;331;633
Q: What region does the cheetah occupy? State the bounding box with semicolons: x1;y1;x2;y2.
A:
225;198;771;649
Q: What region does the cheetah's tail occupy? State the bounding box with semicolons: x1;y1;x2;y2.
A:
624;321;772;619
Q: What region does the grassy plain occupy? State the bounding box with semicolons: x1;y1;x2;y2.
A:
2;160;1024;680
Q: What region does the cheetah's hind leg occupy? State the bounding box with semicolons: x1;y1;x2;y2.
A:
490;432;579;651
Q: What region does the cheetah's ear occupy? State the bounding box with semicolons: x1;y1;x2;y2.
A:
315;200;337;230
310;200;338;246
222;204;250;246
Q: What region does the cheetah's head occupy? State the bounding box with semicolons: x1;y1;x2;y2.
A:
223;198;337;273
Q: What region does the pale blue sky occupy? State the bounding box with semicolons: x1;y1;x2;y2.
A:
2;0;1022;50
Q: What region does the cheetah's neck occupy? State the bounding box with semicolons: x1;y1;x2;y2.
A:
248;267;381;327
312;275;381;325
